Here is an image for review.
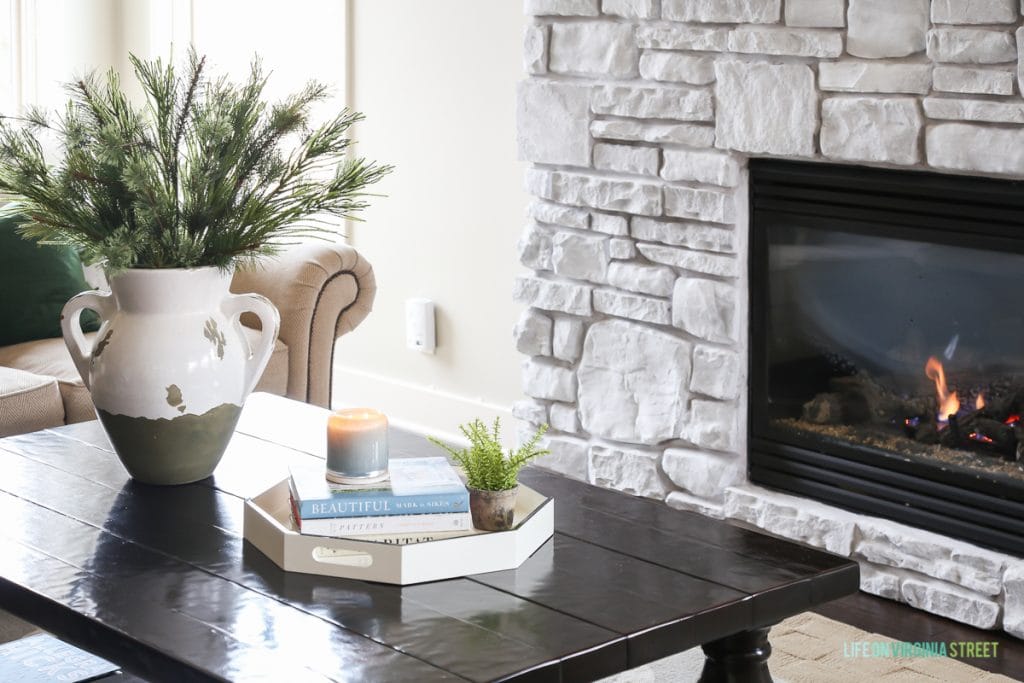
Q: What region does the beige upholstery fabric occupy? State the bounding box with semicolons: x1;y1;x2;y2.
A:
0;367;64;436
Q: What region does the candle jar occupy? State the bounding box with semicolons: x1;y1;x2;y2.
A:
326;408;389;484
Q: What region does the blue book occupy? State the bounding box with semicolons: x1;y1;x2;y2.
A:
289;457;469;519
0;633;119;683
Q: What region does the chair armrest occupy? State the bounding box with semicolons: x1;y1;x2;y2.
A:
231;242;376;407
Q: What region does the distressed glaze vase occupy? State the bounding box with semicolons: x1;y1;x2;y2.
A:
468;486;519;531
60;267;280;485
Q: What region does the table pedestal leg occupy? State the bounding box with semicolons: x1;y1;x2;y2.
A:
698;627;773;683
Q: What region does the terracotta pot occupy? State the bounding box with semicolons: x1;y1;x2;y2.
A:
468;486;519;531
60;267;279;485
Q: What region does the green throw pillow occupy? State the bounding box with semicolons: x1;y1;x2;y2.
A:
0;212;100;346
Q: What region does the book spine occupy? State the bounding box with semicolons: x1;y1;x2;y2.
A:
296;510;473;537
295;490;470;519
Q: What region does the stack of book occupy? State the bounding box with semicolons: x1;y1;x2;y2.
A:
288;456;472;542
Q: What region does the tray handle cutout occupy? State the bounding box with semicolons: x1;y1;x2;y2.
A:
312;547;374;568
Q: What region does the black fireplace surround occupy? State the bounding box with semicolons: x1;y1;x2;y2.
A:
749;159;1024;555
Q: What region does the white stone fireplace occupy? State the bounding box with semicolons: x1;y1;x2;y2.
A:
514;0;1024;635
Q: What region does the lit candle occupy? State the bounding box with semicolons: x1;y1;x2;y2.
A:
326;408;389;484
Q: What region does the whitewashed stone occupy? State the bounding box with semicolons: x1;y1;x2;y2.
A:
685;399;738;453
848;0;928;58
518;222;552;271
785;0;844;27
663;186;736;223
532;434;589;481
593;288;671;325
524;24;548;75
672;278;737;343
632;218;735;253
522;357;577;402
514;309;553;357
723;486;857;556
900;579;1000;629
639;52;716;85
638;243;738;278
525;0;598;16
818;62;932;95
530;170;663;216
662;149;740;187
820;97;922;166
549;22;638;79
512;399;548;425
714;61;816;157
552;317;585;362
593;143;660;176
577;320;692;445
548;402;580;433
691;346;740;400
528;200;589;229
859;563;905;600
590;446;672;500
663;448;743;500
1018;28;1024;96
932;0;1016;24
552;231;608;283
727;27;843;59
592;85;713;122
927;123;1024;175
608;238;636;260
636;24;729;51
607;262;676;297
1003;562;1024;638
513;275;593;316
601;0;657;19
933;66;1014;96
666;490;726;519
517;82;592;165
927;28;1016;64
591;119;715;147
590;212;629;236
663;0;779;23
924;97;1024;124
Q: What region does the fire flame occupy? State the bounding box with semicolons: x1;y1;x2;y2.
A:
976;393;986;410
925;356;960;423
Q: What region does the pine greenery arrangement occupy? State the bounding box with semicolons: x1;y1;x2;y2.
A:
429;418;549;491
0;51;391;272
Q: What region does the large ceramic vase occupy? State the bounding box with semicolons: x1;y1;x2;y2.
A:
60;267;280;485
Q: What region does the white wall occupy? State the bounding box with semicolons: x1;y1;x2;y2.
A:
336;1;528;441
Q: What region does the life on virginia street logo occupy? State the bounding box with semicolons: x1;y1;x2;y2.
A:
844;640;1000;659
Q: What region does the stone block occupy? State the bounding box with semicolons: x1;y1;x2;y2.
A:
601;0;657;19
639;52;716;85
591;119;715;147
512;399;548;425
900;578;1000;629
552;317;585;362
532;433;589;481
663;447;743;500
1003;562;1024;638
524;24;548;75
1019;27;1024;95
532;170;662;216
927;28;1016;64
785;0;844;27
933;66;1014;96
685;399;738;453
661;149;741;187
517;222;552;271
638;243;738;277
858;563;904;600
607;262;676;297
727;27;844;58
514;309;553;357
548;402;580;433
513;275;593;316
517;81;592;166
590;445;672;499
522;357;577;403
577;319;692;445
723;486;858;556
691;345;741;400
552;231;608;283
848;0;928;58
662;0;780;23
608;238;636;260
636;24;729;52
593;143;660;176
592;85;713;122
632;218;735;253
525;0;599;16
820;97;922;165
818;62;932;94
714;61;816;157
663;186;736;223
932;0;1016;24
590;212;629;236
924;97;1024;124
528;200;589;229
593;288;671;325
927;123;1024;175
672;278;737;343
549;22;638;79
666;490;726;519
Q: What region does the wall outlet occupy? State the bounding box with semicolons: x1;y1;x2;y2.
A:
405;298;436;354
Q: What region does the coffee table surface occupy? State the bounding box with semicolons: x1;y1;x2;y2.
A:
0;394;858;682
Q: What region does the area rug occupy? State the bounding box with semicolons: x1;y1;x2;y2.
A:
598;612;1014;682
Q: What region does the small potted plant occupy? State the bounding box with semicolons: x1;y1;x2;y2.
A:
429;419;549;531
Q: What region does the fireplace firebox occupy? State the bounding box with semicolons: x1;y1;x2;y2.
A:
749;160;1024;555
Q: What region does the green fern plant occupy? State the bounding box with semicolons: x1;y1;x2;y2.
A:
0;50;392;272
428;418;549;491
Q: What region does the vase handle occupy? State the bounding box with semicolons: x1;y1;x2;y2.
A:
60;290;116;390
223;293;281;396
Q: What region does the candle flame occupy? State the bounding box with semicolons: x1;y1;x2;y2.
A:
925;356;959;424
976;393;985;411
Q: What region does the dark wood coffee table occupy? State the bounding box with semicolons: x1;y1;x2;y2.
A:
0;395;858;682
